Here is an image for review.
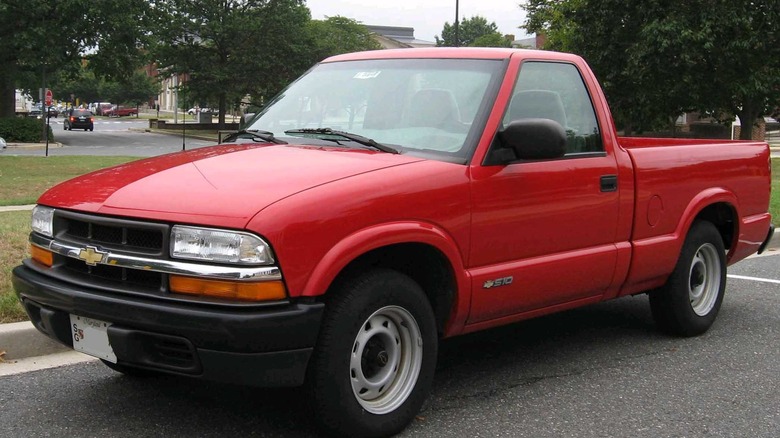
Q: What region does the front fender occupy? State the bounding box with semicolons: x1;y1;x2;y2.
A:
300;221;472;337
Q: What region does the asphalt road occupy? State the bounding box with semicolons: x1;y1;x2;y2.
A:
1;252;778;437
5;118;215;157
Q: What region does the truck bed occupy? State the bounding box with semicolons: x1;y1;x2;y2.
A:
616;136;771;295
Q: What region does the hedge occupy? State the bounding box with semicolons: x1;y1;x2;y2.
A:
0;117;55;143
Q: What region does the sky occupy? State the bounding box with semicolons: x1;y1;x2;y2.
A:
306;0;530;43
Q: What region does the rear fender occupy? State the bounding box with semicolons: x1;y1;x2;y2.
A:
676;188;739;253
623;188;738;296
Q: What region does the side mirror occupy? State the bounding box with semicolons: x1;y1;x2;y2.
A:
498;118;567;161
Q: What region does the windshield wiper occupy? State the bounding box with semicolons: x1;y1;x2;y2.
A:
284;128;399;154
222;129;287;144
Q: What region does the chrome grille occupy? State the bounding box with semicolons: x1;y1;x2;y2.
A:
56;210;166;255
49;211;170;296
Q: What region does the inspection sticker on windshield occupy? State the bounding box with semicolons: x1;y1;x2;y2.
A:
70;314;117;363
354;71;381;79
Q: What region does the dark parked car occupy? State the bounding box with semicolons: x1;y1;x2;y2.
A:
64;109;94;131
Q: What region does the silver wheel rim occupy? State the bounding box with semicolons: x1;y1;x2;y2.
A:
688;243;721;316
350;305;423;415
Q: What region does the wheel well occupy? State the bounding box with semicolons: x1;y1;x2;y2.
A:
330;243;456;336
694;203;736;250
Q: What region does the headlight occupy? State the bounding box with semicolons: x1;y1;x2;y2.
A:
171;226;274;265
31;205;55;237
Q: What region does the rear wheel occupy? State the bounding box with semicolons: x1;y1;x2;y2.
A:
308;269;438;438
649;221;726;336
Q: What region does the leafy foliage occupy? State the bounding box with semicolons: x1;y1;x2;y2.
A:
0;118;54;143
0;0;152;117
436;16;510;47
523;0;780;138
2;0;391;129
308;16;381;62
149;0;313;128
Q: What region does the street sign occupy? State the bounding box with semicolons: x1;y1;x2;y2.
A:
45;89;52;106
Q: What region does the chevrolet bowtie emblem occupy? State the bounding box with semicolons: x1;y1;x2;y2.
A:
77;246;108;266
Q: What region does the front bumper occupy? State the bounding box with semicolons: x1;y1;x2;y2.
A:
12;265;324;387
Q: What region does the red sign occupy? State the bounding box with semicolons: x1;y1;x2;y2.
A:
45;89;52;106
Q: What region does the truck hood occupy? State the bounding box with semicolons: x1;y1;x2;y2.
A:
38;143;424;228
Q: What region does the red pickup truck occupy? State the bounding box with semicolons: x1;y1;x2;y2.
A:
13;48;773;437
104;106;138;117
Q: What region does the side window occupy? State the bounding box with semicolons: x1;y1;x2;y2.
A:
504;62;602;154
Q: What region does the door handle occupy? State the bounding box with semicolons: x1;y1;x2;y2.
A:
600;175;618;192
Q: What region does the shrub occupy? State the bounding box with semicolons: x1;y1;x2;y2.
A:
0;117;55;143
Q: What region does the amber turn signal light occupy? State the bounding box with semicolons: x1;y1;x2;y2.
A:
169;275;287;301
30;245;53;267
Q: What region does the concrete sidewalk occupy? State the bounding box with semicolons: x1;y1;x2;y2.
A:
0;204;35;212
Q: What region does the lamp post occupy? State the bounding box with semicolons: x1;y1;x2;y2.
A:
454;0;460;47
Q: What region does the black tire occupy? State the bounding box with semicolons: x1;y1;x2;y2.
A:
308;269;438;438
100;359;159;377
649;221;726;336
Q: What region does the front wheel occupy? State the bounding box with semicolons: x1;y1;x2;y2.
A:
308;269;438;438
649;221;726;336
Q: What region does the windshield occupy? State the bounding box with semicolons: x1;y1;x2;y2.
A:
246;58;504;163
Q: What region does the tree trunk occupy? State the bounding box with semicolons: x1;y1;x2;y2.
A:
736;101;759;140
0;69;16;118
218;92;226;130
623;122;634;137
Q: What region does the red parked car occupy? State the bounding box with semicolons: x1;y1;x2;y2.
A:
105;106;138;117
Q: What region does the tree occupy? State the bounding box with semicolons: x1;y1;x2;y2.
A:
522;0;780;139
150;0;314;129
307;16;381;63
54;69;103;106
471;33;512;48
635;1;780;139
0;0;152;117
106;72;160;107
436;16;507;47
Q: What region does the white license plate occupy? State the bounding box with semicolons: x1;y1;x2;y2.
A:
70;314;117;363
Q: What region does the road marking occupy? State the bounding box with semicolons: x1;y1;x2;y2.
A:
728;274;780;285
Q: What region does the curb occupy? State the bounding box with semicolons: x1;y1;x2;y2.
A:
0;204;36;212
0;321;68;362
127;127;219;143
5;142;63;149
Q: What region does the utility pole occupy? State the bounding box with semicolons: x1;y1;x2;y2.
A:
40;65;48;157
454;0;460;47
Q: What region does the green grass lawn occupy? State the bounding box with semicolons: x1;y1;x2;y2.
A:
0;156;137;206
0;210;33;323
0;156;137;322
